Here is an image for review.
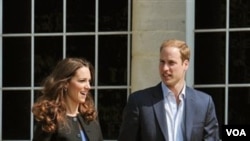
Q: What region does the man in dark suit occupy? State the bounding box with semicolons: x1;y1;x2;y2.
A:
118;39;220;141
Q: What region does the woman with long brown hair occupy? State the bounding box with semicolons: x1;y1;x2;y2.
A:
32;57;103;141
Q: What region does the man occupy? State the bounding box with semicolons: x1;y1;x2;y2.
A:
118;39;220;141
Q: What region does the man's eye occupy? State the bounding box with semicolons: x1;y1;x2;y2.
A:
168;61;175;65
79;79;86;82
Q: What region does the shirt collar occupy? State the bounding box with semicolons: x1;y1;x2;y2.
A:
161;82;186;98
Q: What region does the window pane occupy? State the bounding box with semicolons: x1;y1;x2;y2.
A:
98;35;128;85
66;36;95;64
230;0;250;28
98;89;127;140
229;32;250;83
2;91;31;140
195;32;225;84
195;0;226;29
3;0;31;33
67;0;95;32
35;0;63;33
3;37;31;86
34;36;63;86
228;88;250;124
99;0;128;31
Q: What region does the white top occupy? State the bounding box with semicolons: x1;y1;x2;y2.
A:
161;82;185;141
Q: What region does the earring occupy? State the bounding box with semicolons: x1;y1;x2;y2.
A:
64;88;68;93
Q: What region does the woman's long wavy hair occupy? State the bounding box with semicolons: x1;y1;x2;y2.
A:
32;57;97;133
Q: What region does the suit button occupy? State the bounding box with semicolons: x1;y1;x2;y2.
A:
77;133;81;138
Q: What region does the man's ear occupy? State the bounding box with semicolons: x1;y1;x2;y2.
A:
184;59;189;70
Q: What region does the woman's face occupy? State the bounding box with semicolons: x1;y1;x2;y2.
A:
65;66;91;104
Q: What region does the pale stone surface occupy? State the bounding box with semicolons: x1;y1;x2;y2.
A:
132;31;185;55
133;1;186;31
131;55;161;92
131;0;186;92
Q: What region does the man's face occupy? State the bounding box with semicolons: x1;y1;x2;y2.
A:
159;46;189;87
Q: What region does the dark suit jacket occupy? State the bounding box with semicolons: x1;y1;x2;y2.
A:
118;83;220;141
33;114;103;141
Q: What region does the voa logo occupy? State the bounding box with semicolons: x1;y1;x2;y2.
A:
226;129;246;136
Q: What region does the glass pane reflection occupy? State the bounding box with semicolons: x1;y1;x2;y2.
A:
67;0;95;32
228;88;250;124
35;0;63;33
98;35;128;85
99;0;128;31
195;0;226;29
230;0;250;27
195;32;225;84
66;36;95;64
98;89;127;139
3;0;31;33
34;36;63;86
2;91;31;140
229;32;250;83
3;37;31;87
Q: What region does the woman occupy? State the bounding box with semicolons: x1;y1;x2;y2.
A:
32;57;103;141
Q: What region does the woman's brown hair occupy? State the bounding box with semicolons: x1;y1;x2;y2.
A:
32;57;97;133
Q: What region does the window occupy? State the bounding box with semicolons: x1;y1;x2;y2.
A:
194;0;250;139
0;0;131;140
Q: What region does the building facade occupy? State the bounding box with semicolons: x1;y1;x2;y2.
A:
0;0;250;140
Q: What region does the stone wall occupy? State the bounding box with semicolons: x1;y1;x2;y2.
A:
131;0;186;92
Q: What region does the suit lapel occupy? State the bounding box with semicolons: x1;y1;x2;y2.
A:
185;87;196;141
152;83;168;140
77;114;92;140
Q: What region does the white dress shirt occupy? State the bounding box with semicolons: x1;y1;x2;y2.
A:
162;82;185;141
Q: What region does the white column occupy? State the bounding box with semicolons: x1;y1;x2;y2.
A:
131;0;186;92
